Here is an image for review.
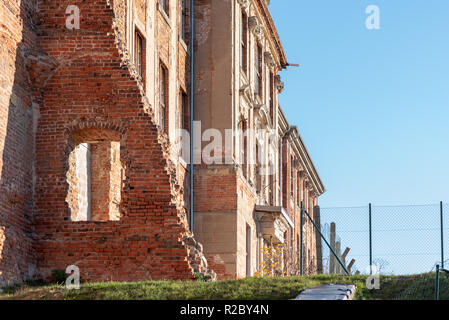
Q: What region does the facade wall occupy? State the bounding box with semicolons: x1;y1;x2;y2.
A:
236;177;258;278
194;165;237;279
0;0;215;285
0;0;325;285
31;0;197;282
193;0;325;278
0;0;37;287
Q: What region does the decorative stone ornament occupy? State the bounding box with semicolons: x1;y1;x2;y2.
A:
306;181;315;191
264;52;276;68
275;75;284;93
237;0;250;9
248;16;263;40
239;84;253;104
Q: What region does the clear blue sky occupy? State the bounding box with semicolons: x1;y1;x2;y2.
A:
270;0;449;208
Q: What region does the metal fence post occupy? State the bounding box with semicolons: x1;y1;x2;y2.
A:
441;201;444;269
369;203;373;275
436;264;440;301
330;223;336;274
314;206;323;274
303;210;349;275
300;201;304;276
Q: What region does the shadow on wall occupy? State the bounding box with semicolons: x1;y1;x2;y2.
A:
0;0;38;286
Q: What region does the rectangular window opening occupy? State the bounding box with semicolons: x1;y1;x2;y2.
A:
68;136;123;222
160;62;169;133
180;0;188;42
255;43;263;98
240;11;248;73
134;29;145;81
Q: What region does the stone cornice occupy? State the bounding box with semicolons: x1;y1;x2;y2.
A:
253;0;288;68
278;105;326;196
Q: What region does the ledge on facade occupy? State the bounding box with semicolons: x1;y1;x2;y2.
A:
254;205;294;244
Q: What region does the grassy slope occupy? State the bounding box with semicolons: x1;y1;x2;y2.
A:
1;273;448;300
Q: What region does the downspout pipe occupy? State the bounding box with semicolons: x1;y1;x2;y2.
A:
189;0;195;231
281;126;292;237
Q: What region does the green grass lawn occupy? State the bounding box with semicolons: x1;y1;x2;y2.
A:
1;273;448;300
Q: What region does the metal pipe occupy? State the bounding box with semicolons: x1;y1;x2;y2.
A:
300;201;304;275
436;264;440;300
189;0;195;231
369;203;372;274
441;201;444;269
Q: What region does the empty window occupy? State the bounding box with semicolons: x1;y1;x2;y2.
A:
297;171;301;206
256;142;262;194
160;62;169;133
240;11;248;73
126;0;134;55
178;90;189;158
269;72;274;123
239;120;248;179
180;90;189;132
134;29;145;79
278;139;282;203
290;156;295;198
268;161;275;205
180;0;188;42
160;0;169;16
67;129;123;222
255;43;263;98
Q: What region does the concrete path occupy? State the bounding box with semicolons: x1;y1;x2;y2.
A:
294;284;356;300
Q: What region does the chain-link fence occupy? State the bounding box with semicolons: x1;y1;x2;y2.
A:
310;202;449;275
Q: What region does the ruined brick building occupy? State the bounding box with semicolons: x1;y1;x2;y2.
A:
0;0;325;286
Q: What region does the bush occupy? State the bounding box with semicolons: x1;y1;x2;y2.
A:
51;269;68;285
194;273;206;282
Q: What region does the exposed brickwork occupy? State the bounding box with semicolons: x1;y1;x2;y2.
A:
31;0;209;282
0;0;324;285
0;0;214;285
0;0;38;286
192;0;325;278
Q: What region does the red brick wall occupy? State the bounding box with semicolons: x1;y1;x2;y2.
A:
194;165;238;213
30;0;199;282
0;0;211;284
90;141;116;222
0;0;38;286
193;165;237;279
